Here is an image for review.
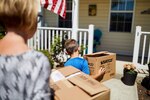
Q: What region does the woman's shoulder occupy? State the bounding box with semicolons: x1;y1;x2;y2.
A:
1;50;48;62
25;50;50;62
0;50;49;63
21;50;51;70
29;50;46;57
22;50;47;58
0;49;45;58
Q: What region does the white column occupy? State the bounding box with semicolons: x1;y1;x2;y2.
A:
71;0;79;40
88;24;94;54
132;26;142;64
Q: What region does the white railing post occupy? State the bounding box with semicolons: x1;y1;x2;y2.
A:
72;0;79;40
88;24;94;54
133;26;142;64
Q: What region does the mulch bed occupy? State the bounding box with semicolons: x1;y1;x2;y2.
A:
136;77;150;100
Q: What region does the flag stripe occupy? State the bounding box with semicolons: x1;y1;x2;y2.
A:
47;0;53;11
41;0;66;18
53;0;62;13
57;0;63;15
51;0;57;12
44;0;49;8
60;0;66;18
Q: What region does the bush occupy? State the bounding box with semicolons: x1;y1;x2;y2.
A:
38;50;54;68
38;36;67;68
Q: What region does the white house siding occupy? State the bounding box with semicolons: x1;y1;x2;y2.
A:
134;0;150;31
79;0;150;56
43;0;150;56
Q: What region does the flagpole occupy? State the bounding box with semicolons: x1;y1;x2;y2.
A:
72;0;79;40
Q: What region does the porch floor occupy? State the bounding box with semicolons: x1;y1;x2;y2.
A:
102;60;139;100
101;54;149;100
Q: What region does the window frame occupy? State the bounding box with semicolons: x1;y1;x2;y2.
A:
109;0;135;33
58;0;72;28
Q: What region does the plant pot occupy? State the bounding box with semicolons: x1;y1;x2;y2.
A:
148;63;150;75
121;69;138;86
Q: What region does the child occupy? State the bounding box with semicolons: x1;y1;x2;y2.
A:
64;39;105;81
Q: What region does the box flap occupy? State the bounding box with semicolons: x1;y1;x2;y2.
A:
55;86;91;100
50;79;74;91
58;66;80;77
68;74;108;96
85;51;109;57
91;88;110;100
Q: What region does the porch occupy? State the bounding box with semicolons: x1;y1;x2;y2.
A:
41;0;150;56
28;25;149;100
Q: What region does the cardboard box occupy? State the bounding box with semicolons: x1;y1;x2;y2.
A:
85;51;116;82
50;66;110;100
50;79;74;91
55;86;91;100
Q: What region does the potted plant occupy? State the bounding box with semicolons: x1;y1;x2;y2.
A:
121;63;138;86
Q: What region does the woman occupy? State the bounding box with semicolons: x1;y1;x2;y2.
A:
0;0;51;99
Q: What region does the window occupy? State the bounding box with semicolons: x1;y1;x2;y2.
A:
59;0;72;28
110;0;134;32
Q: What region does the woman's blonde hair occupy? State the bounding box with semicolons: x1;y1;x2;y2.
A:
0;0;38;38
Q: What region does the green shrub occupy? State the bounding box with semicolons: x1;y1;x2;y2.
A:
38;36;66;68
38;50;54;68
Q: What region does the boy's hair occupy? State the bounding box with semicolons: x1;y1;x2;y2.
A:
65;39;79;55
0;0;38;38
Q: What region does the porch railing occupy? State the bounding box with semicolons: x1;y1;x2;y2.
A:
133;26;150;68
28;24;94;55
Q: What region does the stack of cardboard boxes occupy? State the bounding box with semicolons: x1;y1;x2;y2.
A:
50;67;110;100
50;51;116;100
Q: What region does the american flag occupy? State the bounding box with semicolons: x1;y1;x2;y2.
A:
40;0;66;19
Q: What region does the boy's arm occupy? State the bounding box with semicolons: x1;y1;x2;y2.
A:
90;67;106;81
83;55;105;81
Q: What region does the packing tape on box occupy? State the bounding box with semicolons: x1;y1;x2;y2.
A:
51;70;65;82
66;72;81;79
51;70;81;82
